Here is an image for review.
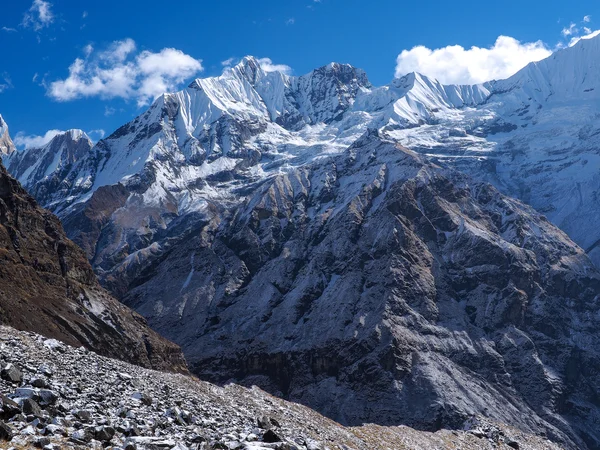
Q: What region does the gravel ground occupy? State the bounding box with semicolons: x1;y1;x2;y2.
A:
0;326;561;450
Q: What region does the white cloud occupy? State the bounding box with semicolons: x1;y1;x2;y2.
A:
562;23;578;37
2;27;17;33
394;36;552;84
22;0;54;31
83;44;94;57
286;18;295;25
47;39;203;107
82;11;88;19
221;57;236;67
13;129;62;149
584;15;592;23
257;58;292;75
104;106;116;116
0;73;13;93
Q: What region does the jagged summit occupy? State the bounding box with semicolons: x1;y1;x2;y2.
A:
3;129;93;203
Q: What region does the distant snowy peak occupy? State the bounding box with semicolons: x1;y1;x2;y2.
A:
0;115;16;156
495;34;600;104
182;56;372;129
5;129;93;189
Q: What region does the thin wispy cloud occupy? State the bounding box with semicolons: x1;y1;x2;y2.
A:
22;0;54;31
286;18;295;25
47;38;204;107
557;15;599;47
2;27;17;33
562;23;578;37
221;57;236;68
0;73;14;94
104;106;116;117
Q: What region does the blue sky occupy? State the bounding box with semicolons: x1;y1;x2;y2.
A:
1;0;598;148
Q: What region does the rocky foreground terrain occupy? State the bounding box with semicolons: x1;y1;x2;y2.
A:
0;326;560;450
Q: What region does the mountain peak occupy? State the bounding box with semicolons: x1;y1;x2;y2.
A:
311;61;372;88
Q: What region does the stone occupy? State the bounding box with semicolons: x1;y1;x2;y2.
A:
21;399;42;417
31;378;48;388
0;420;12;441
71;428;93;443
1;364;22;384
37;390;57;406
95;425;116;442
34;436;51;448
74;409;92;422
131;392;152;406
263;430;282;443
14;387;39;401
0;395;21;419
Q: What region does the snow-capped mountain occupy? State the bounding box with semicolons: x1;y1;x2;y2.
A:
4;129;93;205
8;37;600;274
4;33;600;448
0;115;16;156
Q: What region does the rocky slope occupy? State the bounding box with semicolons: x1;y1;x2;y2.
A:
122;132;600;449
0;116;15;157
0;325;561;450
0;156;186;372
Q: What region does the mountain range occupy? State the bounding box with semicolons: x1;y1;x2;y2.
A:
3;33;600;449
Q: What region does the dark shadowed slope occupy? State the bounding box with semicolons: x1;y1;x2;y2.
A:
0;157;187;373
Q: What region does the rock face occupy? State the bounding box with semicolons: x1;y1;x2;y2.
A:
0;325;562;450
123;133;600;449
0;115;15;156
0;157;186;373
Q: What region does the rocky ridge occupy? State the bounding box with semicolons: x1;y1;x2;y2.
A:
0;325;560;450
121;132;600;449
0;155;186;372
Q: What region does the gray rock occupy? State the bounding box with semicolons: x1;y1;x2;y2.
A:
70;427;93;443
0;395;20;419
21;399;42;417
131;392;152;406
1;364;22;384
31;378;48;388
94;425;115;442
0;420;12;441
